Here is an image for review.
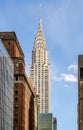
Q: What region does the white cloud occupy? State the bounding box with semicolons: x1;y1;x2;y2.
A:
68;64;77;72
52;63;78;83
54;73;77;82
61;73;77;82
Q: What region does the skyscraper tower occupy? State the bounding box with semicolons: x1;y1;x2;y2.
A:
30;17;50;113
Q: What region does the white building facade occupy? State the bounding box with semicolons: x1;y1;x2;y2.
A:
30;19;50;113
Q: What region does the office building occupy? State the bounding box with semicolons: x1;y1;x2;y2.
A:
0;39;14;130
38;113;52;130
78;55;83;130
30;18;50;113
0;32;37;130
53;117;57;130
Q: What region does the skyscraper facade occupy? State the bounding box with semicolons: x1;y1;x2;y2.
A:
0;39;14;130
38;113;52;130
78;55;83;130
30;18;50;113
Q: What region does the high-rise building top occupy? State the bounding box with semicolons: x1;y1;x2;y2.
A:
53;117;57;130
0;32;24;58
38;113;53;130
34;18;46;51
30;18;50;113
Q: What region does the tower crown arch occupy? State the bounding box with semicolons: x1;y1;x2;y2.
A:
34;19;46;51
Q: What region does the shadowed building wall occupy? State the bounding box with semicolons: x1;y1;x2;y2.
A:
53;117;57;130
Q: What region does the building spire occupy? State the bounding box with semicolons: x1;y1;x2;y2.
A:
34;3;46;50
39;3;42;27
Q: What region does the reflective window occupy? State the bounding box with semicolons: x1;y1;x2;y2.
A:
8;41;11;45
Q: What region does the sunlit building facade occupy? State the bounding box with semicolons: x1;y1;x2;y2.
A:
78;55;83;130
0;39;14;130
38;113;52;130
30;18;50;113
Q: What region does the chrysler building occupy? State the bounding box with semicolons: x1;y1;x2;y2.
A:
30;17;50;113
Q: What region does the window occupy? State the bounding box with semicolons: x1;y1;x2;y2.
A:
7;48;10;53
15;105;18;108
15;111;18;115
15;85;18;88
16;76;18;81
15;98;18;101
15;119;18;123
15;90;18;94
16;63;18;67
80;68;83;79
8;41;11;45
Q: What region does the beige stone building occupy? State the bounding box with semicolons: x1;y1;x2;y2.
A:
30;19;50;113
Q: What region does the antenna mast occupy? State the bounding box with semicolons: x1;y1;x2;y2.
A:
40;3;42;25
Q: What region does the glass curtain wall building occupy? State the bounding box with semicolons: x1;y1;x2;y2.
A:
0;39;14;130
38;113;52;130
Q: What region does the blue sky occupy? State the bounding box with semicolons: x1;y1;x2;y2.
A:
1;0;83;130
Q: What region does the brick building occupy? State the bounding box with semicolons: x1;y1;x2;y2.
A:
0;32;37;130
78;55;83;130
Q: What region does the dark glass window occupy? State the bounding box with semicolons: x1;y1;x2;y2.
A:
80;68;83;79
8;41;11;45
15;98;18;101
15;84;18;87
15;119;18;123
15;90;18;94
16;76;18;81
15;85;18;88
